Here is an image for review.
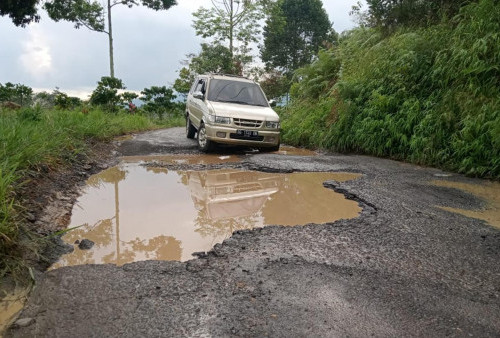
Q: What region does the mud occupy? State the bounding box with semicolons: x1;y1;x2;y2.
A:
0;286;29;336
7;128;500;337
432;179;500;229
50;165;361;268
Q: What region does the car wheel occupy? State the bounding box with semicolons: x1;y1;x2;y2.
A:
197;123;214;152
186;116;196;139
259;143;280;153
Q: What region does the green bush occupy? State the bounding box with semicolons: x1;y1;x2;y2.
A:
281;0;500;178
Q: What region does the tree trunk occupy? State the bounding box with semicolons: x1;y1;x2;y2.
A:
107;0;115;78
229;0;234;60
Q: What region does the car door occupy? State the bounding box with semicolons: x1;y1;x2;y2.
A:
189;77;207;128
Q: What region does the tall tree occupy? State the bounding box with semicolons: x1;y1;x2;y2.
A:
261;0;332;75
174;43;235;96
192;0;263;70
364;0;472;31
0;0;40;26
45;0;177;78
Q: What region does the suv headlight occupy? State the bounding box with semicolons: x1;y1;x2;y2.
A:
265;121;280;129
208;115;231;124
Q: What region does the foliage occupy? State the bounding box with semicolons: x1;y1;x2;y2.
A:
0;0;40;26
173;43;236;97
54;90;82;110
173;67;195;97
261;0;333;75
90;76;125;112
281;0;500;179
121;92;138;103
44;0;105;32
0;82;33;106
140;86;177;119
358;0;474;32
0;106;181;280
259;71;290;101
192;0;263;68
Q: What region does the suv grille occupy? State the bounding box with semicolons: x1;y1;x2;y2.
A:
233;118;263;128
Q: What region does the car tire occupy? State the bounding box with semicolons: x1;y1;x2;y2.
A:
197;123;214;152
259;143;280;153
186;116;196;139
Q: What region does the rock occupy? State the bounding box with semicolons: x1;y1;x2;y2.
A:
55;192;70;201
98;163;109;170
192;251;207;258
26;212;36;222
14;318;34;327
78;239;94;250
74;240;80;245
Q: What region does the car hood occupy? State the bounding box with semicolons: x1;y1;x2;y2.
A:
208;101;279;121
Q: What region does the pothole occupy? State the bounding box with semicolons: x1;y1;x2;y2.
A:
432;180;500;229
0;287;29;335
274;146;317;156
50;161;362;269
121;154;242;165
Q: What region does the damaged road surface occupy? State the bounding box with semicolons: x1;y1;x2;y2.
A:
7;128;500;337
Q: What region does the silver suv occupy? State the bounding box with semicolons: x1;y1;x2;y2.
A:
185;74;281;152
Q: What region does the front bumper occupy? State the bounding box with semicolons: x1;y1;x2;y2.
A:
205;124;280;147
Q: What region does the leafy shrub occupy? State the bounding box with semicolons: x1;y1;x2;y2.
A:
281;0;500;178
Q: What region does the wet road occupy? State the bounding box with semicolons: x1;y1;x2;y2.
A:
8;128;500;337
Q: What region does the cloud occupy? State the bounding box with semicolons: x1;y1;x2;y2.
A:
19;26;53;79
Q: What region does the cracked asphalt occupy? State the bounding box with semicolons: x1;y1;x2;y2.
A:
7;128;500;337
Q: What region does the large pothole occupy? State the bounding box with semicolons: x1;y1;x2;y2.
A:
50;157;362;269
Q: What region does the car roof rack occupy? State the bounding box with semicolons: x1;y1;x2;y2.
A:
209;73;252;80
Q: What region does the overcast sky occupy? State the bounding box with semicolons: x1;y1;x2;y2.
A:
0;0;363;98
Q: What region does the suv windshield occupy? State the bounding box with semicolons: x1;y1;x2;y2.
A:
207;79;268;107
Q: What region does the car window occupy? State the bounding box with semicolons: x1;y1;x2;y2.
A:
194;79;206;94
207;79;268;107
189;78;198;94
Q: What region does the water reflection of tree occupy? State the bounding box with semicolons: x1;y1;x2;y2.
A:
87;166;127;188
126;235;182;262
56;218;115;268
193;212;260;239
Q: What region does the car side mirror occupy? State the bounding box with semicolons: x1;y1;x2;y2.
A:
193;91;204;100
269;99;277;107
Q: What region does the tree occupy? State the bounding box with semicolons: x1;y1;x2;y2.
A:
261;0;332;75
259;71;290;101
45;0;177;78
0;0;40;27
0;82;33;106
173;43;235;97
192;0;263;70
140;86;176;119
54;90;82;109
363;0;473;32
90;76;125;112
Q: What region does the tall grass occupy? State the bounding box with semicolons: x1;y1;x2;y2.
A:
0;107;182;278
281;0;500;179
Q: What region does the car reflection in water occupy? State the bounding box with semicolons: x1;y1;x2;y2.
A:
51;163;361;268
186;170;281;238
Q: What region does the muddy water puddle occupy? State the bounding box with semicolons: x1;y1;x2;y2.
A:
274;145;317;156
51;163;361;268
432;180;500;229
122;154;242;165
0;287;29;336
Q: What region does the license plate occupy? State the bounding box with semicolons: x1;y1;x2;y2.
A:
237;130;258;137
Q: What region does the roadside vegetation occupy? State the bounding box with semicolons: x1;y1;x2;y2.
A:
280;0;499;179
0;79;183;279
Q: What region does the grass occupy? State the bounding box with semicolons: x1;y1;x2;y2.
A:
280;0;500;179
0;107;183;279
